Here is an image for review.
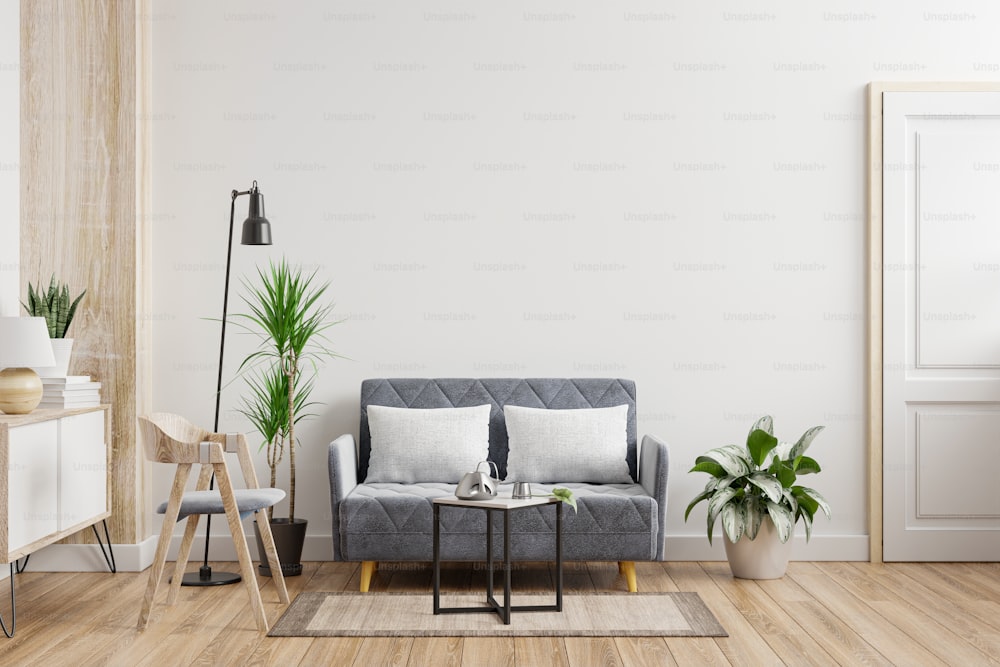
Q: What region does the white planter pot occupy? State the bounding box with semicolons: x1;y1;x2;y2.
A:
35;338;74;378
723;517;794;579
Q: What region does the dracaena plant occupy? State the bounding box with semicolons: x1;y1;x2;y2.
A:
684;416;831;545
234;259;339;523
238;364;317;522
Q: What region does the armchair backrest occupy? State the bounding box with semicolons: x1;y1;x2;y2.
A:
138;412;261;489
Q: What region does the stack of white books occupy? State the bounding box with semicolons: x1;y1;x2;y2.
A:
40;376;102;409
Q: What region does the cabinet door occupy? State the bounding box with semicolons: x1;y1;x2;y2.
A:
58;410;107;529
7;421;59;553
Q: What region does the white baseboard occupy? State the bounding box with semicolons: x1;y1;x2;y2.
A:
3;537;160;574
1;533;870;578
1;534;334;576
664;534;870;561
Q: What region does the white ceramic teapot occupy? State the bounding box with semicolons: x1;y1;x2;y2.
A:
455;460;499;500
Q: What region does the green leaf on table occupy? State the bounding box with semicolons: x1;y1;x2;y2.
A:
551;487;577;513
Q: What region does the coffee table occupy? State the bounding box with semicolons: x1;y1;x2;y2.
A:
432;495;563;625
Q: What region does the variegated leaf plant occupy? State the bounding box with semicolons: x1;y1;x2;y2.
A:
684;416;831;545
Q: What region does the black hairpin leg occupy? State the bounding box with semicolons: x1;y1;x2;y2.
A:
92;520;116;573
0;520;116;639
0;563;15;638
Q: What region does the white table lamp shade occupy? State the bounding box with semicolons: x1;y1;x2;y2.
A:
0;317;56;414
0;317;56;368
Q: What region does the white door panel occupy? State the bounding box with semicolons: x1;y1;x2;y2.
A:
917;132;1000;367
884;90;1000;561
914;408;1000;518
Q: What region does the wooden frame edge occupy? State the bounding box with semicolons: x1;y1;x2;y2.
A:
867;82;884;564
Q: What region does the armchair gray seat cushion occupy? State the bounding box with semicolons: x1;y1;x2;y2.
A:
328;378;670;586
156;488;286;521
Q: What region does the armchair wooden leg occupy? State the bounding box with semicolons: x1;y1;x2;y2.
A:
620;561;638;592
139;464;192;630
215;464;269;632
360;561;377;592
255;510;290;604
167;514;201;606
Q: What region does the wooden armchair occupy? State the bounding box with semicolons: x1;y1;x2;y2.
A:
137;413;290;632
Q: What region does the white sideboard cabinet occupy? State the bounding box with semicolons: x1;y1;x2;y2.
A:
0;406;111;563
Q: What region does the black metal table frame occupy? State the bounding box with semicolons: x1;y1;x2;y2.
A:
432;499;562;625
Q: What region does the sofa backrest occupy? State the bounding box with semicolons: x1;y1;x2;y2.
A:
358;378;637;482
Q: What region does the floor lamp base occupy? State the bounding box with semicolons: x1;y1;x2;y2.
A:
180;565;241;586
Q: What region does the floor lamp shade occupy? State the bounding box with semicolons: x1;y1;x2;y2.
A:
241;188;272;245
0;317;57;414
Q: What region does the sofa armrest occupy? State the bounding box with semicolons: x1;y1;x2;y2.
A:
638;433;670;560
328;433;358;561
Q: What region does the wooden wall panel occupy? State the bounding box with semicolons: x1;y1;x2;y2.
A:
20;0;144;544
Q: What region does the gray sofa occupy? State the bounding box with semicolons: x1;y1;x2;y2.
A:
327;378;670;592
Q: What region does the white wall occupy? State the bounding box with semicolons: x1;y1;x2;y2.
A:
150;1;1000;560
0;2;18;316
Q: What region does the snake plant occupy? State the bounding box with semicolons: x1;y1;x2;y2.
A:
685;416;831;544
22;276;86;338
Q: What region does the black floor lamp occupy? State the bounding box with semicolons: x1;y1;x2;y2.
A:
183;180;273;586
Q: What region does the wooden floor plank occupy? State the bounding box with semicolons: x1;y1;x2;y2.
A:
758;572;908;667
351;636;413;666
698;561;834;666
663;563;784;667
564;637;623;667
29;571;147;666
895;562;995;608
514;637;570;667
297;637;363;666
462;637;515;667
305;560;357;592
3;560;999;666
587;561;630;592
184;563;309;666
238;637;313;667
665;562;783;667
819;562;1000;666
928;562;1000;608
850;562;1000;659
7;570;76;605
632;561;681;593
0;569;104;656
614;637;677;667
131;587;257;666
407;637;464;667
555;562;592;593
660;637;731;665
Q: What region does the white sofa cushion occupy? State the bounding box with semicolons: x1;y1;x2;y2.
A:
504;404;632;483
366;404;491;483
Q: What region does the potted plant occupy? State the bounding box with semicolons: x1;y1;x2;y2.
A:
684;415;831;579
235;258;339;576
21;276;86;377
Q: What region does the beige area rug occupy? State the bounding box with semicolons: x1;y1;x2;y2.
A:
269;592;727;637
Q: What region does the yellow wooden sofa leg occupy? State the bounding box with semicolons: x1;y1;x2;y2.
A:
620;561;638;592
360;561;377;592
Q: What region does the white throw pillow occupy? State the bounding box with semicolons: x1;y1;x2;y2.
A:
366;404;491;483
504;404;632;483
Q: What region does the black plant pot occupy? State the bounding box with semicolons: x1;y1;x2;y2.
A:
254;517;307;577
